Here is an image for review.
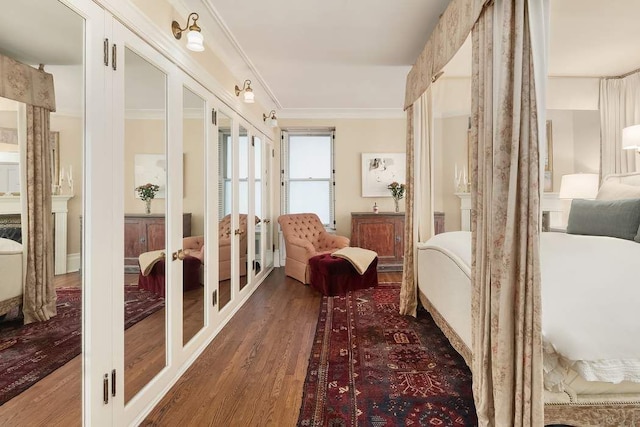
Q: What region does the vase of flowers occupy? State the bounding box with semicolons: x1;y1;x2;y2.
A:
135;183;160;214
387;181;406;212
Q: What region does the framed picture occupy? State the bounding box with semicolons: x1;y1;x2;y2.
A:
134;153;167;199
361;152;406;197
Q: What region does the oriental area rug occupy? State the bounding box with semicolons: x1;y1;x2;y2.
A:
298;282;477;426
0;284;164;405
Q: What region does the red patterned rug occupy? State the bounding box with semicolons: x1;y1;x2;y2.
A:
298;282;477;426
0;284;164;405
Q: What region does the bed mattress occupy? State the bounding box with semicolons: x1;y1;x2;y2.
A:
417;231;640;401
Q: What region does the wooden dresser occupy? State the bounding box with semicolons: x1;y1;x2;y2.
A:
124;213;192;273
350;211;445;272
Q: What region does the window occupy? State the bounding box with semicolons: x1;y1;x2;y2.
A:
281;130;335;227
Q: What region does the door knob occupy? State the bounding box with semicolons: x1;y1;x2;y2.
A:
234;229;245;236
263;219;271;224
172;249;186;261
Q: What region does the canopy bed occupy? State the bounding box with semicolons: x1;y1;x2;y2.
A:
399;0;640;424
417;172;640;424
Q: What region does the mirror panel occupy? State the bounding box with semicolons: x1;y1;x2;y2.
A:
0;0;84;422
254;136;263;275
238;125;249;290
218;112;232;309
263;141;273;268
182;87;205;345
123;47;167;403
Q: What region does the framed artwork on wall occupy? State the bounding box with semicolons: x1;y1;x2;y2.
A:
134;153;167;199
361;152;406;197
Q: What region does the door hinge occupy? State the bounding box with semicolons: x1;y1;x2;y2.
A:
111;44;117;71
251;136;255;147
212;290;217;307
111;369;116;397
272;148;274;157
103;38;109;66
103;373;109;404
212;108;217;125
272;244;275;251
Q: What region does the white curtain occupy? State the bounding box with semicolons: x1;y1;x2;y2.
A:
600;72;640;177
416;91;435;243
399;90;435;317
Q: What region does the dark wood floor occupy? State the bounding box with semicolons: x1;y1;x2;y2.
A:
0;268;401;426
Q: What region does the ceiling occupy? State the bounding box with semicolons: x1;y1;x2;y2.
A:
1;0;640;116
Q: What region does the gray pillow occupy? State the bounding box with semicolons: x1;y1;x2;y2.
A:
567;199;640;242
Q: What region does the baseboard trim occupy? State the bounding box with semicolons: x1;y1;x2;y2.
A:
66;253;80;273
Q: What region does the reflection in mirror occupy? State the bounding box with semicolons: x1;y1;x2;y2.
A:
0;0;84;423
123;47;167;403
263;141;273;268
254;136;262;276
182;87;205;345
238;125;249;290
218;112;232;309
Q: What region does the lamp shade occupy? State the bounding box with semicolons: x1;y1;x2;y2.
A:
622;124;640;150
269;117;278;128
558;173;599;199
243;90;254;103
186;30;204;52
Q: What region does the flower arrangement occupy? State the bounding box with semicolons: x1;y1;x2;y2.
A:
135;183;160;201
387;181;406;200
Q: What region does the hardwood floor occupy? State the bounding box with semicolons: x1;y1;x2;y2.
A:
143;269;401;426
0;268;401;426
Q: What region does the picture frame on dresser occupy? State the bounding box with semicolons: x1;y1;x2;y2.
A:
361;152;406;197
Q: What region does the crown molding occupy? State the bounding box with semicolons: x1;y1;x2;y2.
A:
277;108;406;120
197;0;283;109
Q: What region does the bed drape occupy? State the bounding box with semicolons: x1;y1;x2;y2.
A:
470;0;544;424
401;0;546;424
600;71;640;177
0;54;57;324
22;106;56;323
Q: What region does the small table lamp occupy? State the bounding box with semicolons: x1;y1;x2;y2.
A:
622;124;640;152
558;173;599;200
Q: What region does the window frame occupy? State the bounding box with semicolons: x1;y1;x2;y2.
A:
280;129;336;228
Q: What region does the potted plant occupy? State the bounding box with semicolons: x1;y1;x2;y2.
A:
387;181;406;212
135;183;160;214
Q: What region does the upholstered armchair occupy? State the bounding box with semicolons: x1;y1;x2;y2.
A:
218;214;259;281
277;213;349;284
183;235;204;262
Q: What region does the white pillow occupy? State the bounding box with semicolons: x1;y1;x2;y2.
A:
596;181;640;200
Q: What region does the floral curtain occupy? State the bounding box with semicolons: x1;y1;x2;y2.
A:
22;105;56;324
404;0;487;110
470;0;544;425
399;104;417;316
600;71;640;177
0;55;56;110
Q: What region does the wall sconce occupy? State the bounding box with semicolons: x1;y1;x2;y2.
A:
234;80;254;103
172;12;204;52
263;110;278;128
622;124;640;152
